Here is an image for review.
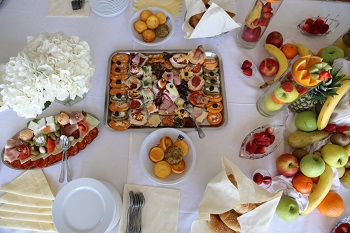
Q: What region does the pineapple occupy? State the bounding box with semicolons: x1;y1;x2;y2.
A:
289;68;345;112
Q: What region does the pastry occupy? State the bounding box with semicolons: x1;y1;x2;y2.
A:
173;140;189;156
204;58;218;69
207;112;223;125
108;119;131;131
189;15;200;29
206;102;223;113
171;159;185;174
146;15;160;29
155;24;169;38
154;161;172;178
108;101;130;112
155;12;167;24
219;210;242;232
111;110;128;121
233;203;262;214
228;174;237;187
164;145;183;165
208;214;237;233
140;9;153;22
142;29;156;42
188;75;204;91
134;20;147;34
148;114;161;127
149;146;164;163
188;45;205;64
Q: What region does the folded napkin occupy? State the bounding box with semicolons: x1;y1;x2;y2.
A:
183;0;240;39
118;183;180;233
0;204;52;215
48;0;90;17
0;219;55;232
191;157;282;233
133;0;183;17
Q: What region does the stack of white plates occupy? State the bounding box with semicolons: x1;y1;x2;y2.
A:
90;0;129;17
53;178;122;233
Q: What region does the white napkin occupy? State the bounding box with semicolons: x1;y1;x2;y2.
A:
118;184;180;233
48;0;90;17
182;0;240;39
191;157;282;233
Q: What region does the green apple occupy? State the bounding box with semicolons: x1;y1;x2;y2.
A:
276;196;299;222
308;62;332;80
320;46;345;63
321;144;348;168
300;154;325;178
273;83;299;103
294;111;318;132
264;93;283;111
337;166;346;178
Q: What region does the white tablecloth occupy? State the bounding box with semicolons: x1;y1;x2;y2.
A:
0;0;350;232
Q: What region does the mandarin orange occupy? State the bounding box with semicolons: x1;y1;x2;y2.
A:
281;43;298;59
292;173;313;194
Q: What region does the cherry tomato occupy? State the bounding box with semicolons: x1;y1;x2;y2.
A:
78;121;89;135
46;137;55;153
17;145;31;160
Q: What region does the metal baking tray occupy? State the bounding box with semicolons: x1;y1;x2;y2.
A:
104;49;228;132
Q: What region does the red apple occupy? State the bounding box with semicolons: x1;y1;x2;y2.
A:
266;31;284;48
276;153;300;177
259;58;279;77
241;26;262;42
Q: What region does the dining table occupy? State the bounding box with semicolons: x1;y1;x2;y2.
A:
0;0;350;232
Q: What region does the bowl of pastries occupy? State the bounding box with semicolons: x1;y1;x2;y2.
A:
129;7;175;46
139;128;196;185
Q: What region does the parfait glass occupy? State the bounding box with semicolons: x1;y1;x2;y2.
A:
236;0;284;49
256;56;324;117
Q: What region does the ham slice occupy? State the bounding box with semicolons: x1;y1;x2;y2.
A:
69;111;85;124
5;138;22;149
4;147;21;162
62;124;79;137
159;98;173;110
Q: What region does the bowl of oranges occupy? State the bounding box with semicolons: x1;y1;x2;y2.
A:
129;7;175;46
139;128;196;185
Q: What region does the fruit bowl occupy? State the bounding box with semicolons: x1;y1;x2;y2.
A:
331;216;350;233
139;128;196;185
239;124;285;159
297;17;340;37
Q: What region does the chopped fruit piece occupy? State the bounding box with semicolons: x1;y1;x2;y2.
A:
296;86;308;95
241;60;253;69
246;141;258;155
265;127;274;135
253;135;272;146
324;124;337;132
243;68;253;76
263;12;273;19
281;82;294;92
336;125;350;135
305;18;314;25
253;172;263;185
254;146;267;154
268;134;275;144
319;71;331;81
262;176;272;185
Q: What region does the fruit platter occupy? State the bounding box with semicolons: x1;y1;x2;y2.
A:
1;111;100;170
104;45;228;131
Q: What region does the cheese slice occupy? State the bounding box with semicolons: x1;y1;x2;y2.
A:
0;193;53;208
0;211;53;223
0;219;55;232
0;170;55;200
0;204;52;215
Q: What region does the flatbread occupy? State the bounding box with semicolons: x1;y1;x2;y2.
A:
0;193;53;208
0;204;52;215
0;211;53;223
0;170;55;200
0;219;56;232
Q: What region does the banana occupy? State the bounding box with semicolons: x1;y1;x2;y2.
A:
260;44;289;88
296;43;313;56
300;164;333;216
245;0;263;29
317;79;350;130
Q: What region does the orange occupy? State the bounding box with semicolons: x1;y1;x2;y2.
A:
317;191;345;217
281;43;298;59
171;159;186;174
292;173;313;194
149;146;165;163
159;136;173;151
292;55;323;87
317;48;325;57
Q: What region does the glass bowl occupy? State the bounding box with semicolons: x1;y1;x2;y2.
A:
331;216;350;233
297;17;340;37
252;169;272;189
239;124;285;160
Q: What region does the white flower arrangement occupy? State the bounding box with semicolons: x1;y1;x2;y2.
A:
0;32;95;118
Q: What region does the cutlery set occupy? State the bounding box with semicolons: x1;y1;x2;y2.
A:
59;135;72;183
126;191;145;233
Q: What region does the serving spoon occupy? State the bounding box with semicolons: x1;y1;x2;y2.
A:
59;135;72;183
186;103;205;139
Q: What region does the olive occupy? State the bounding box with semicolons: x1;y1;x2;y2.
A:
116;79;122;84
209;86;214;91
330;132;350;147
116;60;121;65
115;67;120;72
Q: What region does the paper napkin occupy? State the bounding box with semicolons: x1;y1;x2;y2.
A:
191;157;282;233
118;183;180;233
48;0;90;17
182;0;240;39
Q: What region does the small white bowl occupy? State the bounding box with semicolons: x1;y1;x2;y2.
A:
139;128;196;185
128;7;175;46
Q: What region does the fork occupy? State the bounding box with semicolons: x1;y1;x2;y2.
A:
186;103;205;139
59;135;72;183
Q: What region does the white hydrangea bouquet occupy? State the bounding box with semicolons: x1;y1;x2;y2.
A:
0;32;95;118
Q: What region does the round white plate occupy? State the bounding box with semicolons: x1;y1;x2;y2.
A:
53;178;122;233
128;7;175;46
139;128;196;185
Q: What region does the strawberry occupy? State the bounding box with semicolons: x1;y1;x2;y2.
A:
324;124;337;132
254;146;267;154
262;176;272;185
243;68;253;76
319;23;329;34
319;71;331;81
253;173;263;185
263;12;273;19
311;29;319;34
241;60;252;70
253;135;271;146
265;127;274;135
262;4;272;12
253;132;265;139
305;18;314;25
258;18;270;27
246;141;258;155
313;18;325;28
268;134;275;144
302;24;311;33
336;125;350;136
281;82;294;92
296;85;308;95
286;72;294;82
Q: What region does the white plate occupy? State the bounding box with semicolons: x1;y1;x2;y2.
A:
139;128;196;185
90;0;128;17
128;7;175;46
53;178;122;233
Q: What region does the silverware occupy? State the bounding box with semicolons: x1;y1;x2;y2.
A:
59;135;72;183
126;191;145;233
186;104;205;139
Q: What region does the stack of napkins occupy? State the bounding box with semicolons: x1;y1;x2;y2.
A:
0;170;56;232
